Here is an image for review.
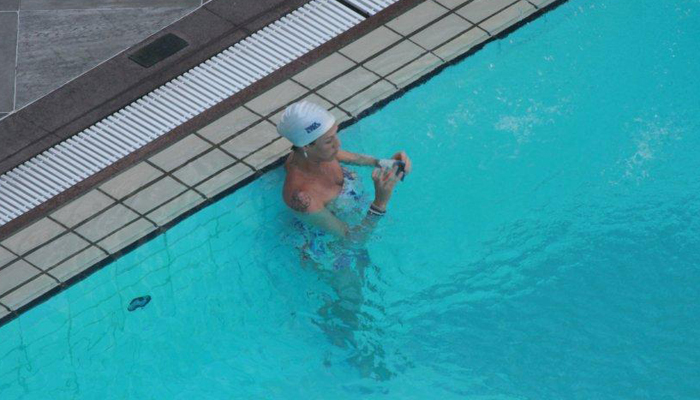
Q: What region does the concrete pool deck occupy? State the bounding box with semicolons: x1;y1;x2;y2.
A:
0;0;209;120
0;0;565;327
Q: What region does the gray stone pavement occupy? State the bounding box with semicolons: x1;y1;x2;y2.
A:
0;0;213;121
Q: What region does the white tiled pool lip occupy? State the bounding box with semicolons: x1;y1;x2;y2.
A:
0;0;566;326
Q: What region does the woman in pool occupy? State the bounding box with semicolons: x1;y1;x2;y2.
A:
276;100;412;240
277;100;412;379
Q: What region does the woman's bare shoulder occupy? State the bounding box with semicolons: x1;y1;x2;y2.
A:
283;168;321;213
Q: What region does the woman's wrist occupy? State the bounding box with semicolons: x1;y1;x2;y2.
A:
371;200;387;212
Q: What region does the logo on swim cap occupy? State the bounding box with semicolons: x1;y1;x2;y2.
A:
305;122;321;133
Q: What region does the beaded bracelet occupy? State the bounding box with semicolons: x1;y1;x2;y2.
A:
368;203;386;216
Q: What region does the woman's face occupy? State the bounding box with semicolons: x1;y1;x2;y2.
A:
307;124;340;161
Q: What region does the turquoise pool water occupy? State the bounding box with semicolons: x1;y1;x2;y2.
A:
2;0;700;398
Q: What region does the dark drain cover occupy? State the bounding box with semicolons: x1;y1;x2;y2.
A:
129;33;188;68
128;295;152;311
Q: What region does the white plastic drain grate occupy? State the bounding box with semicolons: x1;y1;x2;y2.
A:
344;0;400;15
0;0;402;227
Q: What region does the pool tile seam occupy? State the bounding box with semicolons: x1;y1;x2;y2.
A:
297;60;397;106
401;12;489;59
45;215;111;258
61;202;141;244
453;0;522;30
190;131;258;172
145;148;249;200
439;3;492;36
0;244;19;270
432;7;496;39
207;117;286;169
382;23;448;63
362;47;436;85
476;0;537;35
286;52;372;111
147;141;247;185
285;79;356;121
0;262;59;307
92;188;161;231
381;1;538;69
14;189;162;258
196;124;270;170
10;225;97;276
424;25;488;59
291;71;390;110
118;171;191;217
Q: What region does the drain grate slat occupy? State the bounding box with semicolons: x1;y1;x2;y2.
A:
0;0;405;228
343;0;398;16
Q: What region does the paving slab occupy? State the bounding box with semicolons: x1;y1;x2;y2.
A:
221;120;279;160
1;218;65;256
146;190;205;226
195;163;254;198
24;232;90;271
0;115;52;167
50;190;115;228
0;260;42;297
173;148;236;186
75;204;139;242
433;25;489;61
456;0;519;23
386;53;443;87
410;13;473;51
97;218;157;254
339;26;402;63
385;0;449;36
20;0;200;10
363;40;425;77
1;274;57;311
123;176;188;214
479;0;536;35
0;246;16;268
0;13;17;112
317;67;380;104
99;162;163;200
198;107;261;144
0;1;19;11
48;246;108;283
204;0;308;33
15;7;196;110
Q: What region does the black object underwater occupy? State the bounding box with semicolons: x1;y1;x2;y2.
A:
128;295;152;311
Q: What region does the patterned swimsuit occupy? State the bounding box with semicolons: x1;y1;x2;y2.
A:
294;167;369;270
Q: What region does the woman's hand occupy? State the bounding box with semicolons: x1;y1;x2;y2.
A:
371;164;404;211
391;150;412;176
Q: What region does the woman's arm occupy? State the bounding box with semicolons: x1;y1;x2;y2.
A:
337;149;413;177
288;189;349;238
289;188;381;242
336;150;379;167
297;205;383;243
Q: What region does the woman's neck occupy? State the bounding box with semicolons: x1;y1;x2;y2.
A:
291;150;325;174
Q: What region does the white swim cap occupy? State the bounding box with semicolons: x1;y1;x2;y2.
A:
276;101;336;147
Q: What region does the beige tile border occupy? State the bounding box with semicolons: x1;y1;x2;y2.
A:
0;0;566;323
